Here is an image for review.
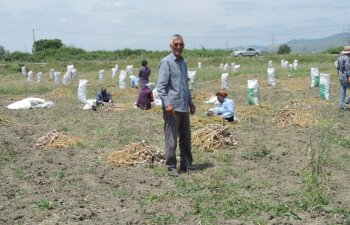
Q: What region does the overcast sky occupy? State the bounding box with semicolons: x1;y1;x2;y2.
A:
1;0;349;52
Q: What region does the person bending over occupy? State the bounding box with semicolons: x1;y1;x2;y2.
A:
207;90;235;122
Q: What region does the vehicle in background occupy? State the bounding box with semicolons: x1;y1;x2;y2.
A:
231;47;262;57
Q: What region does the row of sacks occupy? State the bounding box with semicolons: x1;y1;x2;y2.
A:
21;64;135;86
22;65;78;85
220;63;241;73
281;59;298;70
221;73;330;108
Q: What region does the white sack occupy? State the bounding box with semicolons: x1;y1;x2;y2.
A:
219;63;224;72
99;70;105;81
27;71;33;82
71;68;78;78
293;60;298;70
119;70;127;89
126;65;134;75
78;79;88;104
63;72;72;85
151;88;162;107
21;66;26;76
112;68;117;78
82;99;97;110
319;73;330;100
54;72;61;85
188;70;196;90
233;65;240;73
223;63;229;72
267;67;276;86
231;63;235;71
7;97;54;109
247;80;259;105
311;67;319;87
221;73;230;90
268;60;273;67
49;69;55;79
37;72;43;83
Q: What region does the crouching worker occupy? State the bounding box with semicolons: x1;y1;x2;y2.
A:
136;83;154;110
207;90;235;122
95;87;113;108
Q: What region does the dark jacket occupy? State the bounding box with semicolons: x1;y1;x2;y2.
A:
96;91;112;106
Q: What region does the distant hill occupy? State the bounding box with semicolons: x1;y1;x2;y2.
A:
262;33;350;53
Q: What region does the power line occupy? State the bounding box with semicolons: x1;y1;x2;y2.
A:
0;27;342;40
0;29;31;34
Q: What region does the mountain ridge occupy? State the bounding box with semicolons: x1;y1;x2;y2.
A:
268;33;350;53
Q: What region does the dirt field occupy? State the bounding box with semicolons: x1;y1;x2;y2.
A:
1;59;350;225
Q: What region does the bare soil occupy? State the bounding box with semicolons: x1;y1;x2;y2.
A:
1;65;350;225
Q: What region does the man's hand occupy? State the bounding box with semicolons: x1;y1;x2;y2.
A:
190;103;196;115
207;111;213;117
165;104;175;115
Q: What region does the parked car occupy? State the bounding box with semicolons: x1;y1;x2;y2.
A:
231;47;262;57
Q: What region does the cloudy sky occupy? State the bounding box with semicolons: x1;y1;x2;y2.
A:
1;0;349;52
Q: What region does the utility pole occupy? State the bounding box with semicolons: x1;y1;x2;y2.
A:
347;24;350;45
32;28;36;53
342;25;350;45
269;34;276;52
270;34;275;47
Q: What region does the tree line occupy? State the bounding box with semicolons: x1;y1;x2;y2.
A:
0;39;343;62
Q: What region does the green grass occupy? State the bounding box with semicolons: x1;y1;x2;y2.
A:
1;53;349;224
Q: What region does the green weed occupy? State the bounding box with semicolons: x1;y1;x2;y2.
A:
32;198;55;210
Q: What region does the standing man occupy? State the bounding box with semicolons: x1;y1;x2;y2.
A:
337;46;350;110
157;34;196;176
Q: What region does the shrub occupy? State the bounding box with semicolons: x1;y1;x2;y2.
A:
322;46;343;54
277;44;291;54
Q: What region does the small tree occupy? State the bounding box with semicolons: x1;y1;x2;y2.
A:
277;44;291;54
0;45;9;60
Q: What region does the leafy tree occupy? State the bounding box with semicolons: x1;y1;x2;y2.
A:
33;39;63;52
0;45;9;60
277;44;291;54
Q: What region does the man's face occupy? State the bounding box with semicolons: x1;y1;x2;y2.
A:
217;95;224;103
170;38;184;58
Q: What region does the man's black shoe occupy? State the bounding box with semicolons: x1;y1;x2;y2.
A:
179;167;188;173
